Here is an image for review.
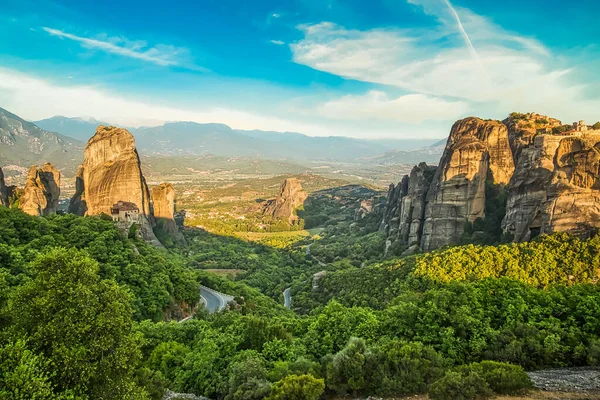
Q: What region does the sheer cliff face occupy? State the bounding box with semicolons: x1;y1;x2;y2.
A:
380;163;436;251
421;118;514;251
503;133;600;241
68;165;87;216
151;183;186;244
80;126;152;217
72;126;160;245
262;178;308;224
19;163;60;216
0;167;8;207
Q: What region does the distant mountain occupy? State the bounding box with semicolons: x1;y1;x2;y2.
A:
359;140;445;166
34;115;108;142
0;108;84;176
36;116;443;162
134;122;402;162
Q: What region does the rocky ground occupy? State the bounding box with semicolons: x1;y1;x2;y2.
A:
527;368;600;392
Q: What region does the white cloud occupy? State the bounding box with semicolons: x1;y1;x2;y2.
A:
314;91;469;123
290;1;600;121
42;27;207;71
0;67;340;136
270;40;285;45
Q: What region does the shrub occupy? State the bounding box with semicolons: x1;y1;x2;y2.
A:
429;370;492;400
469;361;532;394
267;374;324;400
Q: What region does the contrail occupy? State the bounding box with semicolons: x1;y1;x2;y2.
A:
443;0;487;76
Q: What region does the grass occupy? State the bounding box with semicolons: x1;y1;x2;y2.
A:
233;230;312;240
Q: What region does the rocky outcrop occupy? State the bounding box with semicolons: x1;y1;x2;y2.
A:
0;167;8;207
151;183;186;244
502;127;600;241
380;163;436;252
381;113;600;252
68;165;87;216
72;126;160;245
421;118;514;251
19;163;61;216
261;178;308;224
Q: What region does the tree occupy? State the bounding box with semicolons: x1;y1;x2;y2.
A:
326;337;370;395
8;248;149;399
225;352;272;400
267;374;324;400
593;121;600;130
0;340;55;400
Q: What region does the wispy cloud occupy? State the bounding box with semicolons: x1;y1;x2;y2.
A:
310;91;469;123
290;0;598;121
42;27;208;71
270;40;285;45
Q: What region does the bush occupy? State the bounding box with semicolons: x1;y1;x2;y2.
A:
429;370;492;400
469;361;532;394
267;374;324;400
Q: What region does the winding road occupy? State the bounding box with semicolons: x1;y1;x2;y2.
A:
283;287;291;309
200;285;234;313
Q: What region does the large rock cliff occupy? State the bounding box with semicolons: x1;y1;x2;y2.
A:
502;116;600;241
0;167;8;207
19;163;61;216
71;126;161;245
152;183;187;244
381;113;600;253
262;178;308;224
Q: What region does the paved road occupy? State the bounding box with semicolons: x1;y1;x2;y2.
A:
283;287;291;309
306;243;327;267
200;286;234;313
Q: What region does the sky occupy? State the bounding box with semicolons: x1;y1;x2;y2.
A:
1;0;599;139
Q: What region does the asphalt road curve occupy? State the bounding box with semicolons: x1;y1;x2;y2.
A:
200;286;234;313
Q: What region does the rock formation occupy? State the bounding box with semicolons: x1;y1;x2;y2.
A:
19;163;61;216
151;183;186;244
70;126;161;245
380;162;436;252
381;113;600;252
262;178;308;224
0;167;8;207
502;115;600;241
421;118;514;250
68;165;87;216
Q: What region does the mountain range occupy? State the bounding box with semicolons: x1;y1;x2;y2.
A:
0;108;444;184
34;115;443;162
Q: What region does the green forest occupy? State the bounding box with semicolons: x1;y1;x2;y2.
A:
1;206;600;399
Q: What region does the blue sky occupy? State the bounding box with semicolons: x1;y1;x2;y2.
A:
1;0;599;138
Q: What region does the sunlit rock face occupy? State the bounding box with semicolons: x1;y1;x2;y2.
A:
381;113;600;252
71;126;160;245
19;163;60;216
421;118;514;251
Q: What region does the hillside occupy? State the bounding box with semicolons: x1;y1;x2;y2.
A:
0;108;84;178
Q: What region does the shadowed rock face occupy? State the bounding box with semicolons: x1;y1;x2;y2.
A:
382;113;600;252
71;126;160;245
0;167;8;207
68;165;87;216
380;162;436;252
19;163;60;216
262;178;308;224
151;183;186;244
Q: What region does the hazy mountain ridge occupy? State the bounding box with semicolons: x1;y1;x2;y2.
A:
0;108;84;177
35;116;443;163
